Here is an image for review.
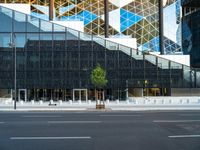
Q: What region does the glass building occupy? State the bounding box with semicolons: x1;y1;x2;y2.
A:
0;5;199;101
182;0;200;68
0;0;182;53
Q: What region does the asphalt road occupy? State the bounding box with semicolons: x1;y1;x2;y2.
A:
0;111;200;150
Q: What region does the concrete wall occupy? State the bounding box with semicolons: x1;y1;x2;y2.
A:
171;88;200;96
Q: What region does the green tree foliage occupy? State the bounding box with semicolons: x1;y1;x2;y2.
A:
91;64;108;88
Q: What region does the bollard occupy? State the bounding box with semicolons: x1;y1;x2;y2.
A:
39;100;43;105
50;99;53;104
88;100;91;105
78;100;82;105
20;100;24;105
59;100;62;105
162;99;164;104
116;99;119;104
31;100;34;105
69;100;72;105
126;99;129;104
154;100;156;104
180;99;183;104
106;99;109;104
143;100;146;104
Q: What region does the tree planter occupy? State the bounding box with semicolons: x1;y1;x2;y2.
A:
96;104;105;109
91;64;108;110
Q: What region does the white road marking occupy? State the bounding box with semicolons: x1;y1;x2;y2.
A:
22;116;63;118
169;135;200;138
48;121;101;124
153;120;200;123
179;114;200;116
100;115;141;117
10;137;91;140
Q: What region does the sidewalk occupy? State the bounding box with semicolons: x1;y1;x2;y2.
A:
0;101;200;111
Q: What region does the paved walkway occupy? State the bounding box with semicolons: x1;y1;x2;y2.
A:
0;101;200;111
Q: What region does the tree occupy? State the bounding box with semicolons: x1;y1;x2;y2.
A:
91;64;108;103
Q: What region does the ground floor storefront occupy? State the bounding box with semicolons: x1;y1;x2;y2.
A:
0;88;175;102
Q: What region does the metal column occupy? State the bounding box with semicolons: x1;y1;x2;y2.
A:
49;0;54;21
159;0;164;54
104;0;109;38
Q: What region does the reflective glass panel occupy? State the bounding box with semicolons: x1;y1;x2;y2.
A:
0;33;11;48
0;7;12;32
40;20;53;32
15;33;26;47
53;23;65;32
27;16;39;32
14;11;26;32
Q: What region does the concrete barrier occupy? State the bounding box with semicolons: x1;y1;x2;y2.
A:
69;100;72;105
31;100;34;105
78;100;82;105
126;99;129;104
58;100;62;105
106;99;109;104
132;96;200;105
88;100;91;105
116;99;119;104
39;100;43;105
20;100;24;105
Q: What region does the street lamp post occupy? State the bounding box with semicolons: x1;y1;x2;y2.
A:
9;33;17;110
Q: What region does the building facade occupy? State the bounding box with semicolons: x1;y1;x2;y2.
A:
182;0;200;68
0;5;199;101
0;0;182;54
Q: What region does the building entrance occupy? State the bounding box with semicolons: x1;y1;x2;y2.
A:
73;89;88;101
18;89;27;101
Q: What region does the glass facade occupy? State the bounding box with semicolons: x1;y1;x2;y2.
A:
0;0;181;53
182;0;200;68
0;5;199;100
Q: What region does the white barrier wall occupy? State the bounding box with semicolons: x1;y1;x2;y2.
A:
129;96;200;105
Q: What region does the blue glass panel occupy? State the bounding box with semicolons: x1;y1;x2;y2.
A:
40;33;52;40
53;24;65;32
15;33;26;47
31;12;48;21
14;11;26;32
0;7;12;32
53;33;65;40
0;33;11;48
27;16;40;32
120;9;143;32
40;20;53;32
27;33;39;40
